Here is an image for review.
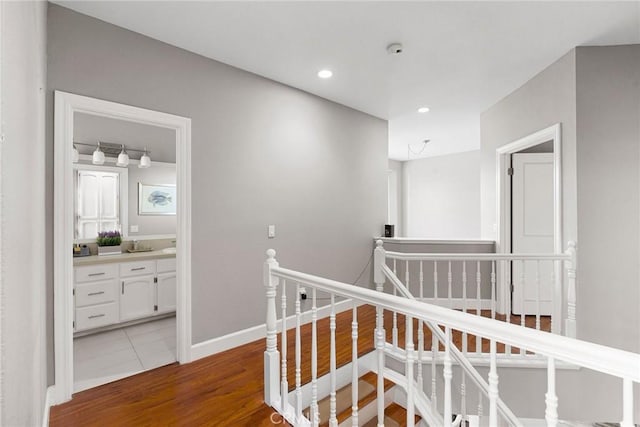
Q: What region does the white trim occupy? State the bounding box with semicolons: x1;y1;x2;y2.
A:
53;91;192;404
42;386;55;427
191;299;360;361
378;237;495;246
495;123;562;317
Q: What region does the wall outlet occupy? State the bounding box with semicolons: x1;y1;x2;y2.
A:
268;225;275;238
130;225;139;233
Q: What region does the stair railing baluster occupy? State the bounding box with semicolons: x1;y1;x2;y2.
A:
280;279;288;414
373;242;386;427
393;259;399;349
434;261;439;304
489;339;499;427
462;261;468;355
461;371;467;425
444;326;453;426
295;283;302;423
311;288;319;427
520;261;526;356
351;302;359;427
566;241;577;338
476;261;482;354
536;260;541;331
506;260;512;356
545;356;558;427
431;333;438;412
263;249;279;406
406;315;415;427
329;294;338;427
448;261;453;309
491;261;496;320
417;261;424;392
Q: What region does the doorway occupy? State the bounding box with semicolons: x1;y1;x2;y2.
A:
495;124;562;331
54;91;192;404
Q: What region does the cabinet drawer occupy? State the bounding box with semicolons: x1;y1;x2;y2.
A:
75;279;117;308
157;258;176;273
75;264;118;283
120;260;156;278
75;302;118;331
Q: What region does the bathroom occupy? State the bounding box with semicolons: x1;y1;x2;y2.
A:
71;112;178;392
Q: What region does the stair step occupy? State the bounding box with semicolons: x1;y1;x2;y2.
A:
306;372;393;426
362;403;420;427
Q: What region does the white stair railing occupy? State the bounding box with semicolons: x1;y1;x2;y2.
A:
380;240;577;341
263;249;639;427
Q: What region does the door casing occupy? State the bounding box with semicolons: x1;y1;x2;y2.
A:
495;123;562;331
53;91;193;404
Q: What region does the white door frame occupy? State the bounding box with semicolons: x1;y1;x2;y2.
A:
495;123;562;325
53;91;192;404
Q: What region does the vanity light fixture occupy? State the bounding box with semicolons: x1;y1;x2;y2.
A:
72;144;79;163
92;143;105;165
138;148;151;169
116;145;129;167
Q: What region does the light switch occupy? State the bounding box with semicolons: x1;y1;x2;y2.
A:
268;225;276;238
130;225;139;233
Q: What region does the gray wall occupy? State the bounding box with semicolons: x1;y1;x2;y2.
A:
480;45;640;421
403;150;481;239
1;1;48;425
575;45;640;354
128;163;177;237
47;4;387;381
388;160;403;236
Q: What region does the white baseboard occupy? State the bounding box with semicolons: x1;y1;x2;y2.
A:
42;386;55;427
191;298;362;361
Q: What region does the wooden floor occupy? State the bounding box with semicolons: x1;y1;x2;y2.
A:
50;305;549;426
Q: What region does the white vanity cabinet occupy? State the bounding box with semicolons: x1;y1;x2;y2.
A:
74;256;176;333
120;260;157;322
74;264;119;332
156;258;177;314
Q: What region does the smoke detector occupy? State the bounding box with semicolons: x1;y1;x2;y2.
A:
387;43;404;55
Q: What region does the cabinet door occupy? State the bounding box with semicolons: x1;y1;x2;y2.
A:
120;275;155;321
156;272;177;314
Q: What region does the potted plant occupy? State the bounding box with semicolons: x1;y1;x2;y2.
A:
97;230;122;256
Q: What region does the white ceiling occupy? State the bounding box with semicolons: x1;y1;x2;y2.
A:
55;1;640;160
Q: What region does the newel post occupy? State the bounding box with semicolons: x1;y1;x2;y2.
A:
373;240;387;425
565;241;577;338
374;240;386;292
264;249;280;406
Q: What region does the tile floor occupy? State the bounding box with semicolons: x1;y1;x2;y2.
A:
74;316;176;392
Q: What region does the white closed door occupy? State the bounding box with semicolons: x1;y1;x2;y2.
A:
511;153;554;315
120;275;155;321
156;272;177;314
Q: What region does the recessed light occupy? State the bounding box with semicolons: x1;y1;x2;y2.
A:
417;107;430;113
317;69;333;79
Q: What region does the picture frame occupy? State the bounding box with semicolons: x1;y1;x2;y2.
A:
138;183;176;215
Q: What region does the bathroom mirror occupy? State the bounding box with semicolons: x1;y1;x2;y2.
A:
73;113;177;242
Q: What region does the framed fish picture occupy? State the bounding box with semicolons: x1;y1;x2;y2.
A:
138;183;177;215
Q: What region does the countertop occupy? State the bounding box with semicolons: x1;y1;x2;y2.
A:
73;250;176;266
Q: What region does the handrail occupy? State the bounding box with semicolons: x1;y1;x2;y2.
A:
381;266;522;426
270;265;640;383
385;251;571;261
